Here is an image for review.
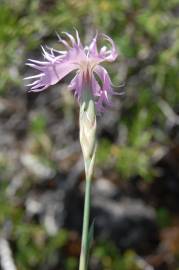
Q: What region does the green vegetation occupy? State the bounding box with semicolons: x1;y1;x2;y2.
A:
0;0;179;269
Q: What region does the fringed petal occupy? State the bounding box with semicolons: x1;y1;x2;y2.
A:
25;30;87;92
94;65;114;94
100;34;118;62
88;33;98;57
25;30;118;113
25;58;77;92
68;72;83;101
87;33;118;64
91;74;101;97
93;65;115;112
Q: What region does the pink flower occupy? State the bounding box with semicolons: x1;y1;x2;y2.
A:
25;30;118;112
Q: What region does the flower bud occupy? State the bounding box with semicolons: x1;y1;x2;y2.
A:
79;87;96;163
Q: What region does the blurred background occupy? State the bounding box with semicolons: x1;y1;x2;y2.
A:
0;0;179;269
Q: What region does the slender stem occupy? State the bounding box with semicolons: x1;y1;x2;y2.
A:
79;175;92;270
79;85;96;270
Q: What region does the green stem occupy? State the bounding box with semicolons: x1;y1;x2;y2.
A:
79;85;96;270
79;175;92;270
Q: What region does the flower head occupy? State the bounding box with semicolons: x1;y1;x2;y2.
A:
25;30;118;112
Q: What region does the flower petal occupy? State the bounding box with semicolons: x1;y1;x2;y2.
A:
93;65;115;111
26;59;77;92
68;71;83;101
94;65;114;94
88;33;98;57
25;31;88;92
100;34;118;62
62;32;76;46
87;33;118;65
25;30;118;113
91;74;101;97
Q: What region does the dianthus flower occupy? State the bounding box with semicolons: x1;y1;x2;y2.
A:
25;30;118;112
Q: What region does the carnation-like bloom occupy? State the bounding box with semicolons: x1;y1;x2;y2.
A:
25;30;118;112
